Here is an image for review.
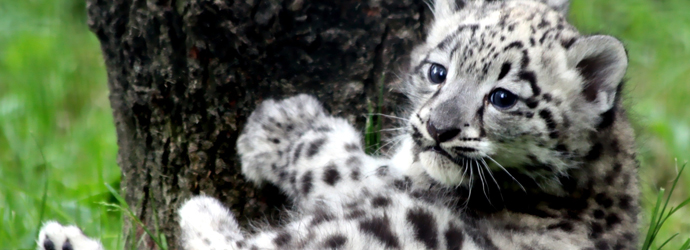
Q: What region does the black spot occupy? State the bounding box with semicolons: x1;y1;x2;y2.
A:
301;171;313;196
307;138;327;158
538;19;550;28
376;165;389;177
525;97;539;109
585;143;603;161
271;138;280;144
520;50;531;69
412;126;423;140
595;193;614;208
614;243;626;250
453;0;466;11
292;142;304;163
323;164;341;186
542;93;552;102
590;222;604;239
503;41;524;51
311;209;335;226
605;214;621;228
323;234;347;249
61;240;73;250
346;156;362;168
315;126;332;132
547;221;574;232
609;139;621;153
445;224;465;250
236;240;246;247
43;237;55;250
371;196;392;208
558;175;579;194
345;209;366;219
278;171;288;182
618;195;633;211
394;177;412;191
538;109;557;130
289;171;297;185
273;232;292;247
598;107;616;129
623;232;636;241
561;37;577;49
604;170;617;185
518;71;540;96
549;131;559;139
596;240;612;250
359;217;400;248
350;169;360;181
555;144;568;153
406;208;439;249
539;30;550;44
593;209;605;219
345;143;360;152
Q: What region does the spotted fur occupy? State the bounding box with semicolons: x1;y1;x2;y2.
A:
38;0;640;249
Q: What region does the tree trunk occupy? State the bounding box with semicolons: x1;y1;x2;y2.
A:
86;0;427;248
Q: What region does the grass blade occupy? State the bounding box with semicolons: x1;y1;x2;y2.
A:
104;183;165;249
641;162;688;250
643;188;666;250
657;233;678;250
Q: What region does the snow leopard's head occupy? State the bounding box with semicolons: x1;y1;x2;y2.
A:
404;0;627;187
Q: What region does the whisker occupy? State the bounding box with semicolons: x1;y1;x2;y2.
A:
476;159;491;203
481;158;503;202
374;136;405;156
365;113;410;122
466;161;474;206
423;0;435;16
487;156;526;192
460;158;469;186
377;127;408;132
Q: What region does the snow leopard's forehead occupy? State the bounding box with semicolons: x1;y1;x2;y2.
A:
404;0;583;104
419;1;580;80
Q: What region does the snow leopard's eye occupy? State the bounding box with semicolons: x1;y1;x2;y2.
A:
428;63;447;84
489;88;518;109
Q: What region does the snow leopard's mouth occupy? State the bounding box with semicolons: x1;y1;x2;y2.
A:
417;144;482;185
422;145;474;164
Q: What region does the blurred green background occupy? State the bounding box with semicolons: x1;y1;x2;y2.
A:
0;0;688;249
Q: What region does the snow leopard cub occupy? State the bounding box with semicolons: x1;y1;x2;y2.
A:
38;0;640;249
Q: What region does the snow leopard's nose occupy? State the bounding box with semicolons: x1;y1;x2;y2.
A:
426;121;461;143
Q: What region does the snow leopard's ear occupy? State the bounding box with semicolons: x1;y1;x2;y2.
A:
433;0;466;19
566;35;627;113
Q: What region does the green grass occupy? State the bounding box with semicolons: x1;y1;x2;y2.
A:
0;0;121;249
0;0;689;249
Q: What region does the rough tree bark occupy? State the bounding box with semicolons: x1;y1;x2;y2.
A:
86;0;427;248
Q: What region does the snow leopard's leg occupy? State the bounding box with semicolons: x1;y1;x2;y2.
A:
37;221;104;250
237;94;398;211
179;195;354;250
178;196;248;250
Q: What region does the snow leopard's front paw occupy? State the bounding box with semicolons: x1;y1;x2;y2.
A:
37;221;103;250
237;94;329;185
179;196;244;250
